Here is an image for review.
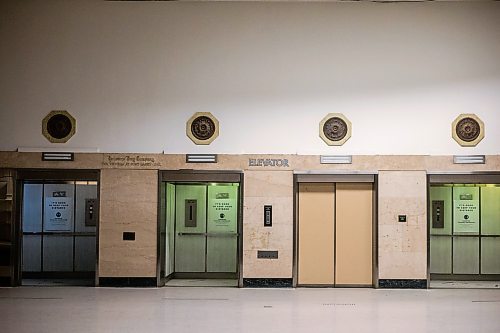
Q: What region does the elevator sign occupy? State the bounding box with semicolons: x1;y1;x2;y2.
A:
453;199;479;234
44;197;73;231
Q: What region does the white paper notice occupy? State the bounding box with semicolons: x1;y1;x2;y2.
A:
44;197;73;231
453;199;479;234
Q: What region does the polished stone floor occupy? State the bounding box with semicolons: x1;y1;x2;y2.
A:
1;286;500;333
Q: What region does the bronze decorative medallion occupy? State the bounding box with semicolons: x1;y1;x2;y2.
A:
47;113;73;139
455;117;480;142
319;113;352;146
451;114;484;147
191;115;216;141
186;112;219;145
42;110;76;143
323;117;348;141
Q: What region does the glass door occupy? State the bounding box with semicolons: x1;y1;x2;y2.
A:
21;180;98;284
429;184;500;280
206;184;238;273
166;182;239;278
174;185;207;272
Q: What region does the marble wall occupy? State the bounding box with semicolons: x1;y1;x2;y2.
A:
378;171;427;279
99;169;158;277
243;170;294;278
2;153;499;282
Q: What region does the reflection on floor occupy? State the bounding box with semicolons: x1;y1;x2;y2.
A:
431;280;500;289
165;279;238;287
1;287;500;333
22;279;94;287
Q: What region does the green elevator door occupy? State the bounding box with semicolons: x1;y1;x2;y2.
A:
175;185;207;272
173;184;238;274
430;184;500;279
206;185;238;272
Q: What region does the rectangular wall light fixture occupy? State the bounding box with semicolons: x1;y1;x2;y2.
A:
453;155;485;164
42;152;74;161
320;155;352;164
186;154;218;163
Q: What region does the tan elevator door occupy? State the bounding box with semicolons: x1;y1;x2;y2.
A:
298;183;335;285
335;183;373;285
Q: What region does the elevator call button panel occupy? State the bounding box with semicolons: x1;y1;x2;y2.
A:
264;205;272;227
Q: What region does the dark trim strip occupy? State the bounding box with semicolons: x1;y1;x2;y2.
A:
243;278;292;288
159;170;242;183
16;169;99;181
378;279;427;289
99;277;157;287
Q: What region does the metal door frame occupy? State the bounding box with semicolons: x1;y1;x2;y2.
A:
0;169;17;286
293;172;378;288
157;170;244;287
14;169;100;286
427;172;500;286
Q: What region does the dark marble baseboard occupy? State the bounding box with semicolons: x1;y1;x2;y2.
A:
243;278;292;288
99;277;157;287
0;277;11;286
378;279;427;289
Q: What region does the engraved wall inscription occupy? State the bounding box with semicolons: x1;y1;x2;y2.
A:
248;158;290;167
102;155;161;168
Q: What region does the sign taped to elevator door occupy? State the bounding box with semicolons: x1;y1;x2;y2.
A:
453;199;479;234
208;186;238;232
44;196;73;231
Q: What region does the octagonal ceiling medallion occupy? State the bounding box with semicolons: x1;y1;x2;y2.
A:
42;110;76;143
186;112;219;145
319;113;352;146
452;113;484;147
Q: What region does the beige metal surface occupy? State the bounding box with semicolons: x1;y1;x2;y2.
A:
335;183;373;285
298;183;335;285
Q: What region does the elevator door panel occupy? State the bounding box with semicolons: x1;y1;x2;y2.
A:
335;183;373;285
481;237;500;274
22;184;42;232
430;236;452;274
298;183;335;285
481;187;500;235
453;236;479;274
429;186;452;236
75;184;97;233
22;235;41;272
206;185;238;272
175;185;207;272
42;235;73;271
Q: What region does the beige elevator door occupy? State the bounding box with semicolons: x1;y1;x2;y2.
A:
335;183;373;286
298;182;373;286
298;183;335;285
